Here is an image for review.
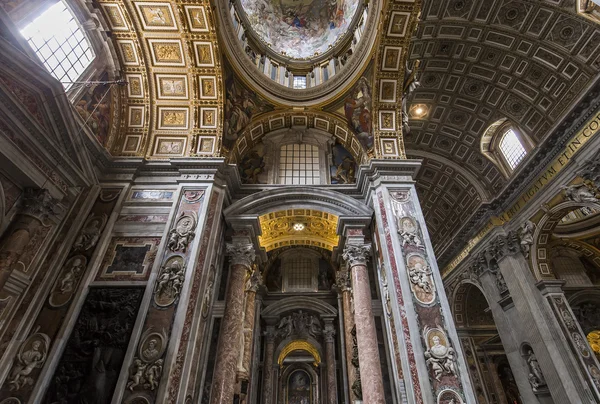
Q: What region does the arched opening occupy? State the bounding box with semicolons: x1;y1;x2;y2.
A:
453;282;524;404
480;119;534;178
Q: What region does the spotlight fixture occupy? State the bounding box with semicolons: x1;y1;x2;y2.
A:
293;223;305;231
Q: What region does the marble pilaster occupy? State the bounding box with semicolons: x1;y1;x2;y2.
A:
324;321;337;404
210;242;255;404
336;268;357;401
262;325;276;404
343;243;386;404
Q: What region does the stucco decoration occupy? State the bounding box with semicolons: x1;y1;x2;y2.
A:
239;0;359;59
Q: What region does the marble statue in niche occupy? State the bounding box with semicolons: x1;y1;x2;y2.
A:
8;328;50;390
401;60;421;135
318;259;333;290
154;256;186;307
526;349;547;392
518;220;536;258
73;213;107;252
406;253;435;304
424;328;457;381
43;288;143;404
48;255;87;308
379;263;392;318
287;370;311;404
201;266;216;319
397;216;424;249
167;212;197;253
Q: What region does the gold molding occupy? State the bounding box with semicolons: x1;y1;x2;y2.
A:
278;340;321;367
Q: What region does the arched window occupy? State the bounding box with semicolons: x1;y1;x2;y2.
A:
481;119;533;177
20;1;94;90
498;128;527;170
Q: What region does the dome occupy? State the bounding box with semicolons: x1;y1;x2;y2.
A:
239;0;360;60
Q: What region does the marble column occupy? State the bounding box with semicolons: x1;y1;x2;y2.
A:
336;267;357;401
240;268;262;380
262;325;276;404
0;188;56;291
210;242;255;404
323;321;337;404
343;243;385;403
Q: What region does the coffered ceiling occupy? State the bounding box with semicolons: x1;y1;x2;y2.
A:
406;0;600;258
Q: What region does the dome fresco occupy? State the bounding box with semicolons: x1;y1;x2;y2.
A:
239;0;359;59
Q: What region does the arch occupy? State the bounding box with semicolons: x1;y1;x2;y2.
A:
480;118;534;178
262;296;337;319
532;200;600;280
278;340;322;367
409;150;492;202
450;280;493;329
224;187;373;218
227;110;368;167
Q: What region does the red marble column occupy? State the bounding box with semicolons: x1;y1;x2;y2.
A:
0;188;56;291
336;268;358;400
262;325;276;404
323;321;337;404
343;243;385;404
210;243;255;404
240;269;261;380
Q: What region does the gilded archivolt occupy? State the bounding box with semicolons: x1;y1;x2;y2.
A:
259;209;339;252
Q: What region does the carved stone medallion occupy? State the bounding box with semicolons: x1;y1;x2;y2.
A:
0;398;22;404
48;255;87;308
406;253;436;305
423;327;457;382
127;328;168;392
73;213;107;252
397;216;424;249
154;255;186;307
437;389;463;404
8;328;50;391
167;212;197;253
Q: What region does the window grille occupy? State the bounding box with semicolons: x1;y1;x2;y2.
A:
21;1;94;90
279;144;320;185
499;129;526;170
284;257;315;291
293;76;307;89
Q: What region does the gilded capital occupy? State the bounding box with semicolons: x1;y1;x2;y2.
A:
342;244;371;267
226;243;256;268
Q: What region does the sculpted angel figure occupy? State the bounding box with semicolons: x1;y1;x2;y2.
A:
409;260;433;293
277;315;293;338
563;183;598;203
9;340;46;390
424;335;457;381
73;216;103;251
127;359;147;391
144;359;163;390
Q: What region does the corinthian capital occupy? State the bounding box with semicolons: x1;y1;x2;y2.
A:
342;244;371;267
226;243;256;268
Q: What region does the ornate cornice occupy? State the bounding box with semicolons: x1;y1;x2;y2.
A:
226;243;256;268
342;244;371;267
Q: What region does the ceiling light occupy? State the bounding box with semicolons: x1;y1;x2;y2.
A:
293;223;305;231
414;107;424;116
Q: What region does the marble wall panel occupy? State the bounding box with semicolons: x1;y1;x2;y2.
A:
0;188;121;403
96;237;161;281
